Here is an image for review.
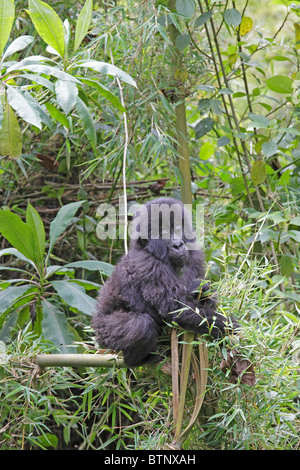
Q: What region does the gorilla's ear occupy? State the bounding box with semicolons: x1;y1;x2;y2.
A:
146;238;168;260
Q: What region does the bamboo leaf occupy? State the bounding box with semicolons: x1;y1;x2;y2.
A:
0;0;15;56
74;0;93;52
45;102;69;128
48;201;85;254
41;300;76;353
28;0;65;58
51;280;97;315
81;78;125;112
76;96;96;148
0;103;22;158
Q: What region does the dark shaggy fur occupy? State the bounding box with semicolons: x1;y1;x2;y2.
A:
92;197;238;367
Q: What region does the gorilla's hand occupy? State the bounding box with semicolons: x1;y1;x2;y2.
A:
188;278;211;299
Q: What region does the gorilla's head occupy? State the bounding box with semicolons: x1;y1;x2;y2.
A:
129;197;197;268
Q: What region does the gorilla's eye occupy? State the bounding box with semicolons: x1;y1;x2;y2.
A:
161;229;170;239
174;225;183;238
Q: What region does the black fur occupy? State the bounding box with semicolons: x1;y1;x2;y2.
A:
92;197;238;367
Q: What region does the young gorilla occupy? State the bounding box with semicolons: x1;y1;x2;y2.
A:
92;197;238;367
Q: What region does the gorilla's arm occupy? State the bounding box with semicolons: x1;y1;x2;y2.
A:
138;251;237;337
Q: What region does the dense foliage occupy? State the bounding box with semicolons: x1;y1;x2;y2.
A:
0;0;299;450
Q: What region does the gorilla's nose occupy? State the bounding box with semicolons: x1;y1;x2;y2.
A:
172;239;185;249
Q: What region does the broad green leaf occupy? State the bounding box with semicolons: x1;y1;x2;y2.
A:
45;102;69;128
175;33;191;51
248;113;270;129
26;203;45;268
81;78;125;112
0;103;22;157
251;160;267;185
194;117;215;139
288;230;300;242
290;216;300;226
48;201;85;254
74;0;93;52
262;141;278;158
41;300;75;353
266;75;293;94
280;254;294;276
6;86;42;129
195;11;213;28
223;8;242;27
76;96;96;148
75;60;137;87
0;247;36;268
2;35;34;60
0;0;15;56
51;280;97;315
176;0;195;17
28;0;65;58
0;285;34;314
20;73;55;93
0;210;36;261
62;260;114;276
55;80;78;115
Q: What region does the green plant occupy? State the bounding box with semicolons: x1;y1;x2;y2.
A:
0;201;112;350
0;0;136;160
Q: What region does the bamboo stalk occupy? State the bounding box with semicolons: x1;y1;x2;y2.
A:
34;353;126;368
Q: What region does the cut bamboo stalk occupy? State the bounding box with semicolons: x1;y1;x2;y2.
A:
34;353;126;368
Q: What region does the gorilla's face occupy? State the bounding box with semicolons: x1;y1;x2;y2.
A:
132;198;195;268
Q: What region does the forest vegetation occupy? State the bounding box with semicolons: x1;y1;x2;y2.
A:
0;0;299;450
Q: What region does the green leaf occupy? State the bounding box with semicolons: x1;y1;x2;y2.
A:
194;117;215;139
41;300;75;353
175;33;191;51
7;62;80;83
266;75;293;94
176;0;195;17
0;210;36;261
6;86;42;129
223;8;242;27
0;247;36;268
80;78;125;112
51;280;97;315
48;201;85;254
0;103;22;158
251;160;267;185
75;60;137;87
26;203;45;268
280;254;294;276
55;80;78;115
0;285;34;314
248;113;270;129
288;230;300;242
195;10;213;28
290;216;300;226
28;0;65;58
74;0;93;52
76;96;97;148
45;102;69;128
0;0;15;56
2;35;34;60
262;141;278;158
61;260;114;276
